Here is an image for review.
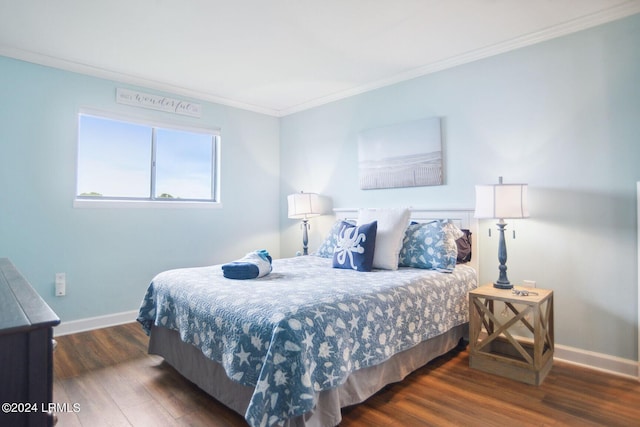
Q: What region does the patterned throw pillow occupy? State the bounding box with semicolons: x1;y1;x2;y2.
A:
398;220;461;272
398;221;444;270
332;221;377;272
314;220;356;258
442;220;464;269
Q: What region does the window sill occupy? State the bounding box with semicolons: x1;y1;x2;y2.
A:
73;199;223;209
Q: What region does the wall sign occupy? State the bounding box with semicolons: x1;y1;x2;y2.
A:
116;88;202;118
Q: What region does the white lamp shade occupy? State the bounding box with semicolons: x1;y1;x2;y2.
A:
475;183;529;219
287;192;321;219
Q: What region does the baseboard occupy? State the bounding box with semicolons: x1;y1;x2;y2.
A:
53;310;139;336
554;343;639;380
53;311;639;380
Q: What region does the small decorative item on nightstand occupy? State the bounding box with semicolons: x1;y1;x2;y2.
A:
469;284;554;385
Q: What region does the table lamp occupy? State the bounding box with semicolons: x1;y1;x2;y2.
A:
287;192;321;255
475;177;529;289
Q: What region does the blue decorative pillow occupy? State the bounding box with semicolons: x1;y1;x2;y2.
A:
332;221;377;272
398;220;460;272
398;221;444;270
314;220;355;258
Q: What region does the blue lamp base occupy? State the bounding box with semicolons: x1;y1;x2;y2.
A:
301;219;310;256
493;221;513;289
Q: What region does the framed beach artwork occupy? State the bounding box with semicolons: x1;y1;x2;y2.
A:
358;117;443;190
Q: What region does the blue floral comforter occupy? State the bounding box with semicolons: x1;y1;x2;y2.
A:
137;256;477;427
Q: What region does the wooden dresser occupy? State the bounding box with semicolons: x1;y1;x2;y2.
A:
0;258;60;427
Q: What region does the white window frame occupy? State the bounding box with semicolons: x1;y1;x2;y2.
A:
74;109;221;209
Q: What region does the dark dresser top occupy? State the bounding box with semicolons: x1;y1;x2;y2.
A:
0;258;60;335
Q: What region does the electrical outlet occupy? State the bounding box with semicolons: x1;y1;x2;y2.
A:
55;273;66;296
523;280;536;288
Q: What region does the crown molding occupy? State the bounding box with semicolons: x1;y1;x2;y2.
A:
278;2;640;116
0;45;280;117
2;2;639;118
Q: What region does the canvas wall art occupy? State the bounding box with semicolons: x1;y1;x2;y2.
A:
358;117;443;190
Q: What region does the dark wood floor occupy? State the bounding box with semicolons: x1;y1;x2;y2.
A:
53;323;640;426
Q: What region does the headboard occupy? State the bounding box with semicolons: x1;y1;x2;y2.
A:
333;208;479;275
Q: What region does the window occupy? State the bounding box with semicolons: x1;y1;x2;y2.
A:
76;112;219;206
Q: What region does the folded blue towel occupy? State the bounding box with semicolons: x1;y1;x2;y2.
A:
222;249;272;280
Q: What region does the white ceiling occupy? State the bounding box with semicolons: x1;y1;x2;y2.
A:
1;0;639;116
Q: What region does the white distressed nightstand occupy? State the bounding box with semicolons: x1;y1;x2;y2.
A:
469;284;554;385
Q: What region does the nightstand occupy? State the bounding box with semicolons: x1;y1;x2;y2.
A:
469;284;554;385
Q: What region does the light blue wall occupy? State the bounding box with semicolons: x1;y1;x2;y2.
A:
280;15;640;360
1;14;639;362
0;57;281;322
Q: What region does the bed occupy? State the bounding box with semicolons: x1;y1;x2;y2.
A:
137;208;478;427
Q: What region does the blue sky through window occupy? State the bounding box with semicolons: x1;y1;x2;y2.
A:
77;114;216;201
77;115;151;197
155;128;212;199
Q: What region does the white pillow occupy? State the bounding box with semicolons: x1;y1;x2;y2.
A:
357;208;410;270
